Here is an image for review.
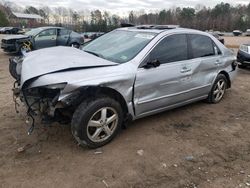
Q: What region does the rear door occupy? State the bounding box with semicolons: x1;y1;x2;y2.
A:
134;34;199;117
186;34;222;97
57;28;71;46
34;28;57;49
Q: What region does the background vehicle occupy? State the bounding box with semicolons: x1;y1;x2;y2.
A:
0;27;20;34
233;30;242;36
82;32;105;40
1;26;84;54
237;44;250;68
209;32;225;44
246;29;250;36
214;31;224;36
10;26;237;148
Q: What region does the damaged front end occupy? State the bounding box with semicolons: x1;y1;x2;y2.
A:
13;79;69;134
9;46;124;135
9;55;72;134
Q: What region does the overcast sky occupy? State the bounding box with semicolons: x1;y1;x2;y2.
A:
4;0;250;16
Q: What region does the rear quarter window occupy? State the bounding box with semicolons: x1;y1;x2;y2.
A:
58;29;70;36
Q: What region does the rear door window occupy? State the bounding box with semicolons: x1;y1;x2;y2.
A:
189;34;215;58
58;29;70;36
149;34;188;64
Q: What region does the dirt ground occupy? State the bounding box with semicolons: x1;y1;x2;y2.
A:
0;36;250;188
224;36;250;48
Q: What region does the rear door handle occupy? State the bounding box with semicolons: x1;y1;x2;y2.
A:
181;67;192;73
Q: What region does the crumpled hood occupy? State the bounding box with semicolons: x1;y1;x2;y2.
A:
21;46;118;86
3;34;29;40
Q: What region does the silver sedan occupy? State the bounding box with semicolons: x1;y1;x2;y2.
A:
11;25;237;148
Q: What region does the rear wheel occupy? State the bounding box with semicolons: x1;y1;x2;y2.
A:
71;97;123;148
207;74;228;103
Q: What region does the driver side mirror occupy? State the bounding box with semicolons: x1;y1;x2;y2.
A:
143;59;161;69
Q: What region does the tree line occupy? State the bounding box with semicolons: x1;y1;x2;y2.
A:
128;3;250;32
0;1;250;32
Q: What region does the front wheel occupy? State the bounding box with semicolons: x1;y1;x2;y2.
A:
71;43;80;48
19;42;32;55
207;74;228;103
71;97;123;148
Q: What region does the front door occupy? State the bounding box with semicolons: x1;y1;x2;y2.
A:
35;28;57;49
134;34;197;117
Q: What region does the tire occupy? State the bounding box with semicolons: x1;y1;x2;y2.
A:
71;97;123;148
5;31;10;34
207;74;228;104
71;43;80;48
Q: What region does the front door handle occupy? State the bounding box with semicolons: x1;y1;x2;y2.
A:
181;67;192;73
215;60;222;65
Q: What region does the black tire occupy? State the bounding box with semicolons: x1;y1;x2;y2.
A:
9;58;19;80
207;74;228;104
71;97;123;148
71;42;80;48
5;31;10;34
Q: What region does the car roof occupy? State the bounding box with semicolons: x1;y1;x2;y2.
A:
117;26;210;36
36;26;65;30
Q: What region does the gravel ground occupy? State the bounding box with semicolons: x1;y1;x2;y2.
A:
0;34;250;188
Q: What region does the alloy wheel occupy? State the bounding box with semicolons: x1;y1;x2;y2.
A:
87;107;118;143
213;79;226;102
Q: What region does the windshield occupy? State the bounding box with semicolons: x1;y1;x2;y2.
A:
25;28;43;36
82;30;157;63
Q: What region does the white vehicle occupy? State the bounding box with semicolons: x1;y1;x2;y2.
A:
246;29;250;36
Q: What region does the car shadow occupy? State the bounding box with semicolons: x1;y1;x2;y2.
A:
130;100;205;127
238;66;250;73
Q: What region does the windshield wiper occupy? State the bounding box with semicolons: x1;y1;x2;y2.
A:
84;50;101;57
